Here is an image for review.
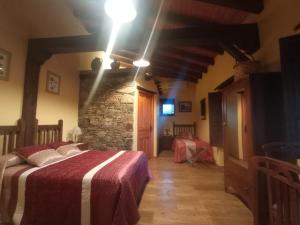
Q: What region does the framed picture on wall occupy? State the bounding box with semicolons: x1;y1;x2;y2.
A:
200;98;206;120
178;101;192;112
46;71;61;95
0;48;11;81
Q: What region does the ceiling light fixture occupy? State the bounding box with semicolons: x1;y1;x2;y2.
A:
103;58;114;70
105;0;137;24
133;58;150;68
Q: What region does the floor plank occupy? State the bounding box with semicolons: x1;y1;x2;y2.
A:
138;151;253;225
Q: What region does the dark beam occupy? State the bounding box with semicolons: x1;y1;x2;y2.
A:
219;41;250;62
157;23;260;55
152;65;202;80
160;48;214;65
151;54;208;73
152;68;199;83
190;0;263;14
151;62;203;78
21;44;52;145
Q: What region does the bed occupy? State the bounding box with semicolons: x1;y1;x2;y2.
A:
172;122;214;163
0;120;150;225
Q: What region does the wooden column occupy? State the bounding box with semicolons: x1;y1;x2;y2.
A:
21;46;51;146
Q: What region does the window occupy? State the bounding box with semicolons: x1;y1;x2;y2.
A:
160;98;175;116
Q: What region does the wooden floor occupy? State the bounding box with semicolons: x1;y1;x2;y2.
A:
138;151;253;225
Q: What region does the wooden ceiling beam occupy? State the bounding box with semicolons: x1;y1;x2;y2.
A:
157;23;259;55
158;48;215;65
151;54;208;73
151;64;202;79
219;41;250;62
152;67;199;83
189;0;263;14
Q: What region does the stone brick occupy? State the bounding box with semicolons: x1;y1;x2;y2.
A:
79;73;136;150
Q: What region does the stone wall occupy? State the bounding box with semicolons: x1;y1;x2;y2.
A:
78;72;135;150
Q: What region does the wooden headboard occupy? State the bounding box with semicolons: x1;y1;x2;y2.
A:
35;120;63;145
0;119;63;154
0;119;25;155
173;122;197;137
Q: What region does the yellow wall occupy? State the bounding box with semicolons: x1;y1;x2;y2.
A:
0;7;81;142
195;53;235;166
196;0;300;166
250;0;300;71
36;54;80;140
0;29;27;125
159;78;197;135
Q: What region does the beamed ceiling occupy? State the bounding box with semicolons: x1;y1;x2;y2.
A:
70;0;263;86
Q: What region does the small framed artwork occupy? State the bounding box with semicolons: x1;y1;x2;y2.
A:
179;101;192;112
200;98;206;120
46;71;61;95
0;48;11;81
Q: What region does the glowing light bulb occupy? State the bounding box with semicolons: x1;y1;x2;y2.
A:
103;58;114;70
133;58;150;67
105;0;136;24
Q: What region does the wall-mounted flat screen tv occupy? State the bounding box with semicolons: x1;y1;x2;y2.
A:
160;98;175;116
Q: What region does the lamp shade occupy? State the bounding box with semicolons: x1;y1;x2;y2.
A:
72;127;82;143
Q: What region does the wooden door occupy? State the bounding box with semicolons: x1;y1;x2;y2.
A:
138;90;154;158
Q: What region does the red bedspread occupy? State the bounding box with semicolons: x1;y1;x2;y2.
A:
7;150;150;225
172;138;214;163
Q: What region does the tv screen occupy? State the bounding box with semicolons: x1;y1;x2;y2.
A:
162;103;175;115
160;98;175;116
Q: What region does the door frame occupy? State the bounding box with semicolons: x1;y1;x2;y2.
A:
136;87;156;158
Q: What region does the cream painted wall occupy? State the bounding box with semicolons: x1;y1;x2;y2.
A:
0;4;81;143
0;26;27;125
159;78;197;135
250;0;300;71
37;54;80;140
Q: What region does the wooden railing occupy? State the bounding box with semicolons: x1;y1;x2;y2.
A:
253;156;300;225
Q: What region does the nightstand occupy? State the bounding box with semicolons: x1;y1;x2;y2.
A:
159;135;174;151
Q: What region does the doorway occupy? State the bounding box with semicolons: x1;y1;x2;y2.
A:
137;90;154;158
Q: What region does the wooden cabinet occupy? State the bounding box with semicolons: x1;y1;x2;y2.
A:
222;73;284;210
159;135;174;151
280;34;300;147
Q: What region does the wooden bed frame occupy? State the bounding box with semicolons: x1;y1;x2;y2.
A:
0;119;63;154
252;156;300;225
173;122;196;137
0;119;25;155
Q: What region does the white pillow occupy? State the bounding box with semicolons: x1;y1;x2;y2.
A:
6;153;25;168
56;144;81;156
28;149;65;167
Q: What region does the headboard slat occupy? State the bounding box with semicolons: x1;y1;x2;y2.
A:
35;120;63;145
0;119;25;155
173;122;197;137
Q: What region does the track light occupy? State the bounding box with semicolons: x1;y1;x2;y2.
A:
133;58;150;68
